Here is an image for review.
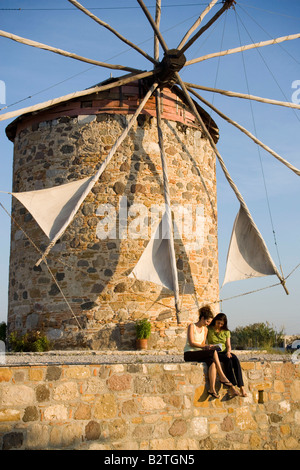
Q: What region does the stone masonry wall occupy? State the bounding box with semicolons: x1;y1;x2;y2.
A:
0;358;299;450
7;83;219;350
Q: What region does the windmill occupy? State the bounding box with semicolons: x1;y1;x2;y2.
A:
0;0;299;348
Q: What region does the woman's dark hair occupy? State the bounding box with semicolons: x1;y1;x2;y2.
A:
210;313;229;330
198;305;214;321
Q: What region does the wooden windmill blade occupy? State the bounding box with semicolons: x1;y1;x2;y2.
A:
137;0;169;54
67;0;158;65
177;0;237;56
183;82;300;111
186;86;300;177
185;33;300;66
177;0;220;50
154;0;161;61
0;29;142;73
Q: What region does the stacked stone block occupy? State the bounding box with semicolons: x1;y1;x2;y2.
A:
0;358;299;450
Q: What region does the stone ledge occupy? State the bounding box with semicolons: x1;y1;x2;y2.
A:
0;350;292;366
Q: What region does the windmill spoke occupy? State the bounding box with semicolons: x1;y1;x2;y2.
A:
36;81;159;266
177;0;219;50
185;33;300;66
175;72;248;219
184;82;300;110
0;70;157;122
0;29;141;73
187;86;300;177
137;0;169;54
174;71;288;293
67;0;158;65
154;0;161;61
155;88;181;323
178;0;235;56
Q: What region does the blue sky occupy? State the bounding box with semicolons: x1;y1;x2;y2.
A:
0;0;299;334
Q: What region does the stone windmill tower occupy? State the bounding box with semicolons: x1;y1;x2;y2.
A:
6;77;219;350
1;0;296;350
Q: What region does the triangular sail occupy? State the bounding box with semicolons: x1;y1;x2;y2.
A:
129;212;174;291
223;205;278;285
12;176;93;241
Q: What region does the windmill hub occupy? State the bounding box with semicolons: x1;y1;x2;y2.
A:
156;49;186;86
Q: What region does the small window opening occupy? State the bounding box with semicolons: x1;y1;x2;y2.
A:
258;390;264;404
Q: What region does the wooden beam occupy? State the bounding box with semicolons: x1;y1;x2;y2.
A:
179;0;234;55
177;0;219;50
187;86;300;177
68;0;158;65
185;33;300;66
184;82;300;110
154;0;161;61
0;29;141;73
137;0;169;54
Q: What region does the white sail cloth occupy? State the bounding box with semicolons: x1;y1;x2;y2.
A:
223;204;277;285
129;212;174;291
11;176;93;241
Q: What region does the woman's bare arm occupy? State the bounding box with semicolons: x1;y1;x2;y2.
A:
226;337;232;358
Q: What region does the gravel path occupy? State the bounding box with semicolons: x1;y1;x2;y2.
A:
1;350;292;366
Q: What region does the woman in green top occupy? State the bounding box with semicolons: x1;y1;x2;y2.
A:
207;313;247;397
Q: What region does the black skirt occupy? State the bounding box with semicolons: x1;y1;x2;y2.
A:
217;351;244;386
184;349;215;367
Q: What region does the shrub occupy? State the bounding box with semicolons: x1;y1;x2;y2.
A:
0;322;6;343
9;330;51;352
231;322;284;350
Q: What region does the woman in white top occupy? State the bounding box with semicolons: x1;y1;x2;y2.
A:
184;305;239;398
